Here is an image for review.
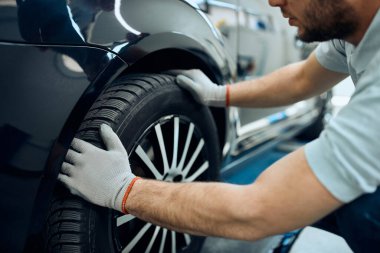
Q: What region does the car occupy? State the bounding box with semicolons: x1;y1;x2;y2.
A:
0;0;323;252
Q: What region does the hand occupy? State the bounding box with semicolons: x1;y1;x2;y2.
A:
174;69;228;107
58;124;137;212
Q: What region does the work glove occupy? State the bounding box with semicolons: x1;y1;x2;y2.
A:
175;69;229;107
58;124;140;213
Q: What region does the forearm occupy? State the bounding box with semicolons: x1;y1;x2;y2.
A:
230;61;308;107
127;148;343;241
229;52;347;108
127;180;267;240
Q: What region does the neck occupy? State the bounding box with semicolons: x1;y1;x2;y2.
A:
345;3;380;45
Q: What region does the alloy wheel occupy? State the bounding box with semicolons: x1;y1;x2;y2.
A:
113;115;210;253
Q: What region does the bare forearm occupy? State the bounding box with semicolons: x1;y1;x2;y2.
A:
230;62;308;107
127;148;343;241
127;180;266;240
230;52;347;108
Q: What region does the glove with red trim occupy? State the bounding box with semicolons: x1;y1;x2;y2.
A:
175;69;229;107
58;124;139;213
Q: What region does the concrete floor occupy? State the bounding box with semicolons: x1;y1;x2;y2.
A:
201;227;353;253
201;235;282;253
199;140;354;253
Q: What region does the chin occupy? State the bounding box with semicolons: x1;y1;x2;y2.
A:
297;30;307;40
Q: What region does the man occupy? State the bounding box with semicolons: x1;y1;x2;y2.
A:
59;0;380;252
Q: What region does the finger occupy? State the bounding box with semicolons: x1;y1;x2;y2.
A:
71;138;94;153
58;173;82;196
176;75;198;89
58;173;73;187
178;69;202;79
61;162;74;176
176;75;202;101
100;124;126;152
65;149;81;164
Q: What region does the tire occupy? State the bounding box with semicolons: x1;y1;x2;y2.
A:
45;74;221;253
296;91;332;141
296;109;324;140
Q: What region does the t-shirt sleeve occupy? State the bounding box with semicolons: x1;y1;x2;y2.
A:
315;40;350;74
304;52;380;203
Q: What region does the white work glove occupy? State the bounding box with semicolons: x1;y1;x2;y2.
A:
58;124;138;213
175;69;228;107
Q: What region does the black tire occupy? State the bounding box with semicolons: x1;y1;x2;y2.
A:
296;112;324;140
296;92;332;141
45;74;221;253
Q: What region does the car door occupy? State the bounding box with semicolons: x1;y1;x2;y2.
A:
202;0;316;155
235;0;302;129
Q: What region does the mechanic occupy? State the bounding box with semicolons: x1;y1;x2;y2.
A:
59;0;380;252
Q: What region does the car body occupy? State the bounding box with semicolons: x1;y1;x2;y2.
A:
0;0;321;252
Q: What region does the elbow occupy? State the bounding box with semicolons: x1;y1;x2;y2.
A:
230;187;274;241
293;61;313;100
242;205;273;241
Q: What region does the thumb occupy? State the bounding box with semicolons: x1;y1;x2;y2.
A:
176;75;203;103
176;75;200;91
100;124;126;152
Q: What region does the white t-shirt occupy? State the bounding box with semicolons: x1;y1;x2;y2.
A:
304;9;380;203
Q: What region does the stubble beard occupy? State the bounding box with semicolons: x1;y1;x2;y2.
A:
298;0;359;43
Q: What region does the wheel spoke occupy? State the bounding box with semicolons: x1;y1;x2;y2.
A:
182;139;205;178
122;223;152;253
184;161;209;182
117;214;135;227
177;123;194;171
136;145;163;179
171;231;176;253
171;117;179;169
155;124;170;174
145;226;161;253
159;228;168;253
184;233;191;246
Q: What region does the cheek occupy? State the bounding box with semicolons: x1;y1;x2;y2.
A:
301;5;320;27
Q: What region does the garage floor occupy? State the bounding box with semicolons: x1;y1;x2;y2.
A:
200;140;353;253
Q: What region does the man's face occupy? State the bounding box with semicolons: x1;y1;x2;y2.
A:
269;0;359;42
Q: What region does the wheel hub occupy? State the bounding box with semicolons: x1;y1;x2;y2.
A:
114;115;211;253
163;171;184;182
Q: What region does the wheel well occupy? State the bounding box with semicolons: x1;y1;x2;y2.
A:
123;49;226;155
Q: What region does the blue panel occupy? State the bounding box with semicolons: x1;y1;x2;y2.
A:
222;147;288;185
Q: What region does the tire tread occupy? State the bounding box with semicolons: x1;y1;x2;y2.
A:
45;74;175;252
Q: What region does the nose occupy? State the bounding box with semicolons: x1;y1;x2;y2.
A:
268;0;286;7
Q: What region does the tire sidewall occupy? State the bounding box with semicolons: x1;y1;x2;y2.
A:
95;79;220;252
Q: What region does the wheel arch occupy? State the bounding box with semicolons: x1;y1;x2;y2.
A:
123;47;227;157
23;54;128;250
